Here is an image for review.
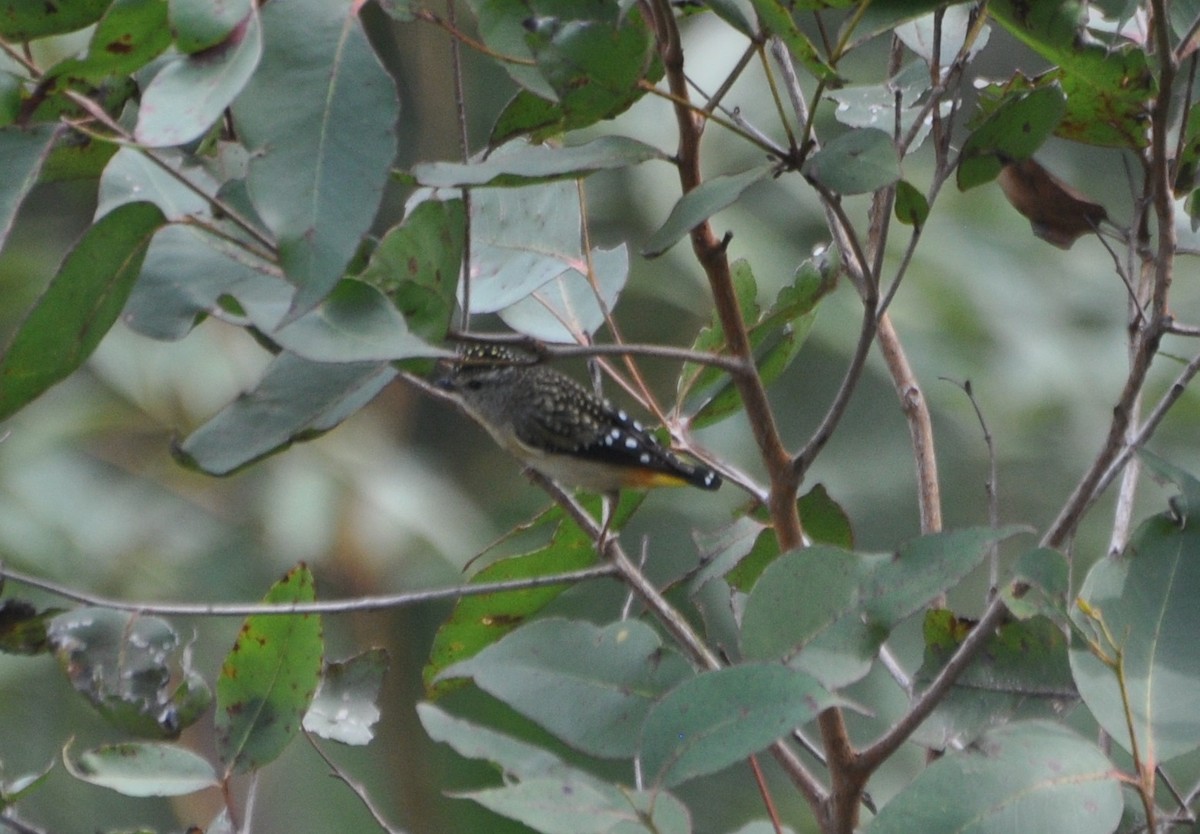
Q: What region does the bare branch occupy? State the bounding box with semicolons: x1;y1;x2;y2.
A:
0;563;617;617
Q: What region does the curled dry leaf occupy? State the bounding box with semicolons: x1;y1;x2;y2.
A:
997;158;1108;249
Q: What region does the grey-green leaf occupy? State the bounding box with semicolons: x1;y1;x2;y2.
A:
804;129;900;195
411;136;665;187
643;165;773;257
441;618;692;758
640;663;837;787
865;722;1120;834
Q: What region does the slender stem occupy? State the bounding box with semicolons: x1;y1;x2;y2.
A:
856;595;1009;770
527;471;827;809
0;563;617;617
447;0;473;332
307;734;404;834
651;0;802;549
412;8;536;66
637;81;784;157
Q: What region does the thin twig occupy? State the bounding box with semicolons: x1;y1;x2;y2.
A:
307;733;406;834
0;564;617;617
412;8;536;66
527;469;828;810
447;0;473;332
942;379;1000;597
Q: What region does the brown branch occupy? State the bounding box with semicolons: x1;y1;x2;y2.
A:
877;313;943;534
650;0;802;549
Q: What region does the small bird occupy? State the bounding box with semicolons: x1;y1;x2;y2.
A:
435;344;721;494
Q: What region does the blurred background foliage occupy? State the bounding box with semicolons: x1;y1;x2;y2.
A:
0;3;1197;833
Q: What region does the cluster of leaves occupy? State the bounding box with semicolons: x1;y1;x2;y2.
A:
0;0;1197;833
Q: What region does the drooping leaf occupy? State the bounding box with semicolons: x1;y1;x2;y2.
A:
0;201;166;421
865;722;1121;834
640;663;838;787
175;352;396;476
441;618;692;758
135;9;262;147
894;179;930;228
303;648;388;746
643;166;773;258
216;564;323;775
63;742;218;797
230;0;399;317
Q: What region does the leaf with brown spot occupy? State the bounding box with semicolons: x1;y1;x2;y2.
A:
215;564;323;776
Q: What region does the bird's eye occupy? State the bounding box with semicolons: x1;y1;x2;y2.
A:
465;378;484;391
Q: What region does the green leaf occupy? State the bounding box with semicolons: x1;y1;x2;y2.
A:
44;0;171;82
526;11;657;135
910;613;1078;750
303;648;388;746
411;136;665;187
989;2;1154;148
63;742;218;797
740;526;1028;688
865;722;1121;834
424;494;642;696
466;177;583;313
135;8;262;147
894;179;929;228
726;484;854;590
1070;509;1200;763
170;0;252;54
230;0;398;317
216;564;323;775
49;607;210;738
0;599;61;655
356;197;464;342
0;125;64;251
0;201;166;422
826;62;941;152
643;165;773;258
748;0;839;82
804;128;900;195
640;664;838;787
464;0;557;100
441;619;692;758
175;352;396;476
958;85;1067;190
0;0;110;40
1139;447;1200;523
